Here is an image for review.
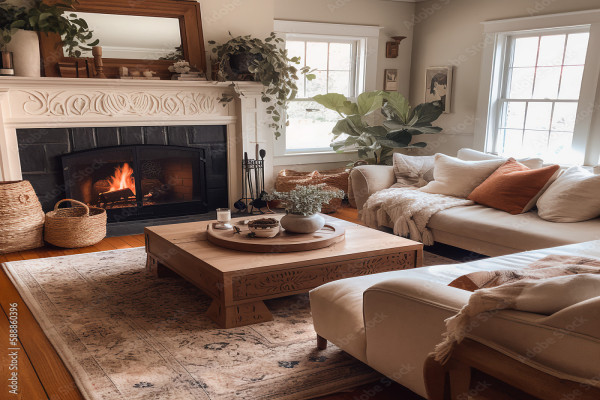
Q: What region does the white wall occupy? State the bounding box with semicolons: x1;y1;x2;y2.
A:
409;0;600;157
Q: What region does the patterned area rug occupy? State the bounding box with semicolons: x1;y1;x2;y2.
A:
3;248;455;400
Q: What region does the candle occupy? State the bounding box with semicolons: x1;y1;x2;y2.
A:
216;208;231;224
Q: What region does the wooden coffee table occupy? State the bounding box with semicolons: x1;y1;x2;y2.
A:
144;214;423;328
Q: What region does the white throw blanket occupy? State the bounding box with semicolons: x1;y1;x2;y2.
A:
433;273;600;364
361;188;473;245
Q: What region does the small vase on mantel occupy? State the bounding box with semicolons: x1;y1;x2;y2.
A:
6;29;41;77
280;213;325;234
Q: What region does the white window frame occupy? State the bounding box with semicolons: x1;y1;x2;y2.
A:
474;9;600;166
273;20;380;165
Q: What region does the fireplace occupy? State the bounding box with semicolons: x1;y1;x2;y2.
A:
62;145;207;222
16;124;229;223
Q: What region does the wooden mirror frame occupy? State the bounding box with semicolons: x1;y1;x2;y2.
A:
39;0;206;80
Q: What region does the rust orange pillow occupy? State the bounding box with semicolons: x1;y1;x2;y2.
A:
468;159;560;215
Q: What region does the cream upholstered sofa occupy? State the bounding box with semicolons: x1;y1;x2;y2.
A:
310;241;600;398
349;149;600;256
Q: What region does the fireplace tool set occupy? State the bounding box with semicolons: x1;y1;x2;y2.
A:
234;147;271;214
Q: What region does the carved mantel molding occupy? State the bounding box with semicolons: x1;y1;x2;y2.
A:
0;77;270;199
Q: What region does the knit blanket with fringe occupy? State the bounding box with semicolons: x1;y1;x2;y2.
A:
361;188;473;245
433;256;600;366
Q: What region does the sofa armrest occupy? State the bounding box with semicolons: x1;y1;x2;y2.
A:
350;165;395;211
362;278;471;396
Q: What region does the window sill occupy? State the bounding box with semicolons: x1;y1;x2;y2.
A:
273;150;358;166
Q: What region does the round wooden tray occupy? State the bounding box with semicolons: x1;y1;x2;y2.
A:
206;219;345;253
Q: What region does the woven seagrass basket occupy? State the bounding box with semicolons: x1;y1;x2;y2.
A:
274;169;349;213
0;181;45;254
44;199;107;248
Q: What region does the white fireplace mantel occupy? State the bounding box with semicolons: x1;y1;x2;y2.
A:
0;77;273;207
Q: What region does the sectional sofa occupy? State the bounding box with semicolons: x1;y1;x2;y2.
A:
348;149;600;256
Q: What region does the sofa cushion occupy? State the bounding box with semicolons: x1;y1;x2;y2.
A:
391;153;435;188
457;148;544;169
537;166;600;222
467;159;560;214
428;205;600;251
420;154;505;198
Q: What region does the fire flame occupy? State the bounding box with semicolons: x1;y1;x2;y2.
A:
108;163;136;195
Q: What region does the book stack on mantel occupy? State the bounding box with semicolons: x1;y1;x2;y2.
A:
172;72;207;81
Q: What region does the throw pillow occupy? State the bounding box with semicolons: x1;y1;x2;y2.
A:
457;148;544;169
467;159;560;214
420;154;505;198
391;153;435;188
536;166;600;222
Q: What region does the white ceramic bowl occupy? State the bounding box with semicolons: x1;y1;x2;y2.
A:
248;223;280;238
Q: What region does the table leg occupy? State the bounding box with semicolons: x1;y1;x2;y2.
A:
145;254;176;278
206;299;273;328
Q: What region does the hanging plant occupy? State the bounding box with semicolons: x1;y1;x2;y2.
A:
0;0;99;57
209;32;315;138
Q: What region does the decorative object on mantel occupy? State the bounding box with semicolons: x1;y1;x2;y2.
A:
385;36;406;58
58;60;92;78
0;50;14;76
118;67;160;80
314;90;443;165
274;169;350;213
91;46;107;79
44;199;107;248
168;60;207;80
209;32;316;138
0;180;44;254
207;216;345;252
265;184;344;234
0;0;98;77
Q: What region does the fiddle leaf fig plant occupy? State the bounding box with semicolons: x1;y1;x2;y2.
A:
0;0;99;57
314;90;444;165
209;32;316;138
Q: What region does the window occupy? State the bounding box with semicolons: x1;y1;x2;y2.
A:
273;20;379;160
284;37;362;153
494;29;590;164
477;10;600;166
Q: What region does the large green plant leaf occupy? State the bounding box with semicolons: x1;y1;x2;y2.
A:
410;101;444;126
383;91;410;122
357;91;384;116
313;93;348;113
332;114;364;137
386;130;413;146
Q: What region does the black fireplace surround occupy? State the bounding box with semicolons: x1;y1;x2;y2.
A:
17;125;228;222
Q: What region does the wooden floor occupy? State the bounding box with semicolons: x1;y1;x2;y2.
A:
0;208;422;400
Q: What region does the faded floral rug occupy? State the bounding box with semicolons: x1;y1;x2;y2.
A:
2;248;455;400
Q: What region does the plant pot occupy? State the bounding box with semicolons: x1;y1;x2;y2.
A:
280;213;325;234
7;30;41;77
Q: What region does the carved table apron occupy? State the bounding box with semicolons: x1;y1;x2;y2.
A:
144;215;423;328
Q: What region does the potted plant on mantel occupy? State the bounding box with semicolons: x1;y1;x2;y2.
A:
314;91;444;165
266;184;344;234
0;0;98;77
209;32;315;138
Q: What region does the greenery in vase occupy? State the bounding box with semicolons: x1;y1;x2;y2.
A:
0;0;99;57
208;32;315;138
265;184;344;216
314;90;444;165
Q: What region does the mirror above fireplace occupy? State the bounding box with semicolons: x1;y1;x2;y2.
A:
39;0;206;80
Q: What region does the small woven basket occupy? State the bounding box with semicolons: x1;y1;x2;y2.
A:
274;169;349;213
44;199;107;248
0;180;45;254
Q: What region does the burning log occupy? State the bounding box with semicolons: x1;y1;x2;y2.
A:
98;188;135;205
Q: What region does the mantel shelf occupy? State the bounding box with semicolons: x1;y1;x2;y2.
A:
0;77;265;93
